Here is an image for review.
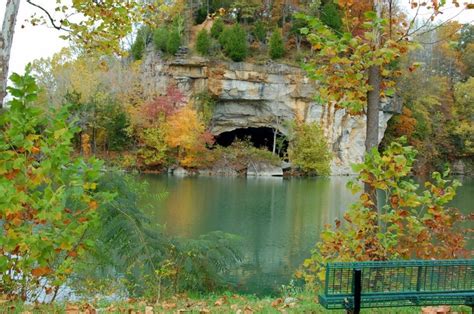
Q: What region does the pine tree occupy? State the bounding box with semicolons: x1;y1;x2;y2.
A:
269;29;285;59
196;29;211;56
221;24;248;62
210;18;225;39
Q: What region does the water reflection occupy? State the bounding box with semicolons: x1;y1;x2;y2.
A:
141;176;357;294
140;175;472;294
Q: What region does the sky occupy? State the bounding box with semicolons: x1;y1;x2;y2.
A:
1;1;473;76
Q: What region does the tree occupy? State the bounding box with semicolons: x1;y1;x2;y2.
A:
0;0;20;107
452;78;474;156
196;29;211;56
269;29;285;59
1;0;174;107
299;1;472;203
232;0;261;24
300;1;472;152
299;140;470;287
220;24;248;62
319;0;342;32
288;121;332;175
210;18;224;39
0;68;109;301
166;29;181;55
131;27;152;61
253;21;267;43
153;27;169;52
165;106;214;168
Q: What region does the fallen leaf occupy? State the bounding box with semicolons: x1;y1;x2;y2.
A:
214;297;227;306
65;304;80;314
162;302;176;310
271;298;283;307
145;306;153;314
31;266;52;277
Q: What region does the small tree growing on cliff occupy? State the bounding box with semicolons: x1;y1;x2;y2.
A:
269;29;285;60
196;29;211;56
211;18;225;39
288;121;331;175
166;30;181;55
220;24;248;62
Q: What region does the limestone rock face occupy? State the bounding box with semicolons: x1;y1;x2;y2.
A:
142;54;397;175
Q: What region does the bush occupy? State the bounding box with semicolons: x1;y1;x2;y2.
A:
220;24;248;62
153;27;169;52
288;121;331;175
269;29;285;59
166;30;181;55
196;29;211;56
253;21;266;43
211;18;225;38
298;141;470;288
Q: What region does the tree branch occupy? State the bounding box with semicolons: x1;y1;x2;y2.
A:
25;0;72;33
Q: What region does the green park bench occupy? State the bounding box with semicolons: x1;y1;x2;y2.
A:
319;259;474;314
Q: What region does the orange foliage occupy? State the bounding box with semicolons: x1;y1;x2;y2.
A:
165;107;214;168
392;107;417;141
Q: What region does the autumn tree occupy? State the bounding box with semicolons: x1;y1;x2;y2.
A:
300;140;470;287
288;120;332;175
0;68;110;301
300;1;472;153
128;85;185;168
1;0;178;107
165;106;214;168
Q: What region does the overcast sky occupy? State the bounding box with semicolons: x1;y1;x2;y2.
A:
1;1;473;76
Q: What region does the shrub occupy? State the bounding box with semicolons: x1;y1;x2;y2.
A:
298;141;470;288
196;29;211;56
288;121;331;175
211;18;225;38
153;27;169;52
253;21;266;43
269;29;285;59
220;24;248;62
166;30;181;55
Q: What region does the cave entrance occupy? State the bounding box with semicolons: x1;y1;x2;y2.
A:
215;127;288;157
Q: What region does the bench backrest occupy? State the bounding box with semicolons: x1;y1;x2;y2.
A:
324;259;473;297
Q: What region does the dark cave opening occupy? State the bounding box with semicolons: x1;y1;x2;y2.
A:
215;127;288;157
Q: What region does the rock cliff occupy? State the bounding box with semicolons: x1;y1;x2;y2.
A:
142;53;400;175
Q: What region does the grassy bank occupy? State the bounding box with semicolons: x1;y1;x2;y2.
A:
2;292;471;313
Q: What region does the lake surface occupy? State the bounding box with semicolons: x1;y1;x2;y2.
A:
140;175;473;295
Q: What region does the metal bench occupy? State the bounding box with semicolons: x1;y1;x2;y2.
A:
319;259;474;314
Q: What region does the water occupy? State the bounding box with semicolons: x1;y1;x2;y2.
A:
140;175;473;295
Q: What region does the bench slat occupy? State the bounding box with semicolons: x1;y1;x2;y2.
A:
319;259;474;310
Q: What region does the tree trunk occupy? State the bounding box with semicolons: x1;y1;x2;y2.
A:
0;0;21;108
272;129;277;155
365;65;381;152
364;0;383;207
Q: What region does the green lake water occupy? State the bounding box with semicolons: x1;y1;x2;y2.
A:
140;175;474;295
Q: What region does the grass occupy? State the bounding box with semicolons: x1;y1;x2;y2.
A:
1;291;472;313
